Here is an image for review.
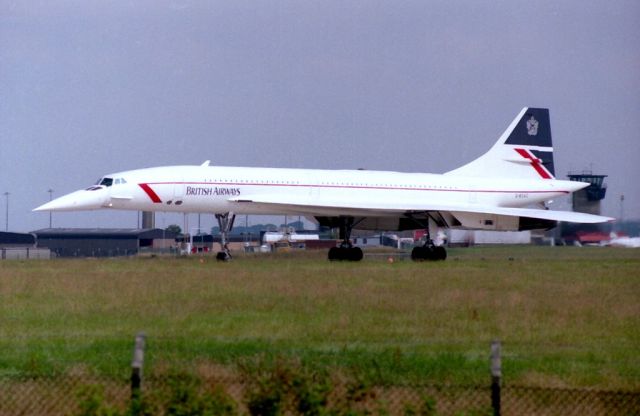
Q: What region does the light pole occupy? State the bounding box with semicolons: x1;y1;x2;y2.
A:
3;192;9;232
48;189;54;228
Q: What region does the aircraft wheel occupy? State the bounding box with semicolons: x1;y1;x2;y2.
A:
216;251;232;262
433;246;447;261
411;246;431;261
424;246;437;261
328;247;341;261
349;247;363;261
412;246;444;261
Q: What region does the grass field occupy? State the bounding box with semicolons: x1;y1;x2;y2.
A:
1;246;638;390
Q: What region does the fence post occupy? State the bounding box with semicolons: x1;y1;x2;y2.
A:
490;340;501;416
131;332;146;412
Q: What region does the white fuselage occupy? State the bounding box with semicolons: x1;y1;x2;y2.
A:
100;165;575;216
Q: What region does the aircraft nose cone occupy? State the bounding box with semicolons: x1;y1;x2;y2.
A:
33;189;109;212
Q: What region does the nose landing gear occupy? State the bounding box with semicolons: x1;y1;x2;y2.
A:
215;212;235;261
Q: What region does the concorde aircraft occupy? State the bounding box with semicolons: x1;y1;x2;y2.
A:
34;108;612;261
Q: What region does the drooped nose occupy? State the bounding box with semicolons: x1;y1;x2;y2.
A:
33;188;110;212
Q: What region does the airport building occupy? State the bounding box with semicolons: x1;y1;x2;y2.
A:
567;172;608;215
0;231;50;259
0;231;35;248
560;171;609;244
33;228;178;258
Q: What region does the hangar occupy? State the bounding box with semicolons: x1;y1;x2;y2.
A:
0;231;50;259
33;228;178;258
0;231;35;247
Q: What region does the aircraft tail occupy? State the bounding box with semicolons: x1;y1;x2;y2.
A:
445;108;556;180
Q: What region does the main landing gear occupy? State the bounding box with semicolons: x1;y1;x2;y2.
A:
411;231;446;262
328;245;363;261
411;244;447;261
328;217;363;262
215;212;235;261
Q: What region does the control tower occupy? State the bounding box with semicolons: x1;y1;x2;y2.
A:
567;172;607;215
560;171;609;242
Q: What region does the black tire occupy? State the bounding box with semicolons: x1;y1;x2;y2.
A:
433;246;447;261
349;247;363;261
216;251;231;261
424;246;437;261
411;246;425;261
328;247;340;261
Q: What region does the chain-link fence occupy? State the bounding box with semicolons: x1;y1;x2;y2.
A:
1;374;639;416
2;337;638;415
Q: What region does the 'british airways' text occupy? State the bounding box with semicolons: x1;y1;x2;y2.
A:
186;186;241;197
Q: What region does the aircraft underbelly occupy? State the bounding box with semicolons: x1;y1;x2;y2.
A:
451;211;520;231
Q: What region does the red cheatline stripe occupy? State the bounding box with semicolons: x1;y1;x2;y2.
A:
139;183;162;203
515;148;553;179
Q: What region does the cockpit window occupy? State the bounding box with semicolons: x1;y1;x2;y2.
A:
99;177;113;187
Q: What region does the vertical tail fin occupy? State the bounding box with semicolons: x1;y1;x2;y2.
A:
445;108;556;179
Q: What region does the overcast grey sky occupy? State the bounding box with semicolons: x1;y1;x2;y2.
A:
1;0;639;233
